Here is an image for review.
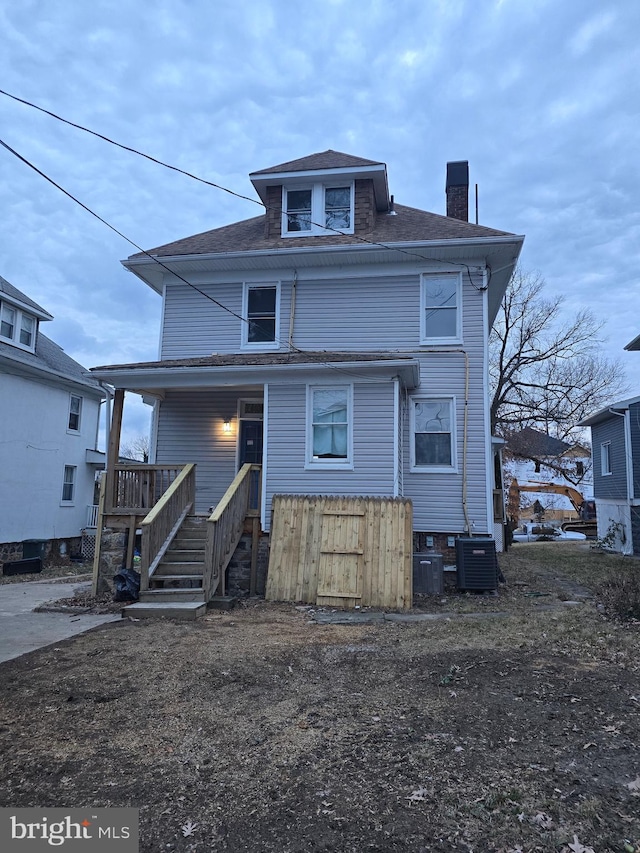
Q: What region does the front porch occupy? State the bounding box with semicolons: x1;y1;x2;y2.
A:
92;389;263;616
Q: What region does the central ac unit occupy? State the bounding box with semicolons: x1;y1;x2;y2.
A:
455;538;498;591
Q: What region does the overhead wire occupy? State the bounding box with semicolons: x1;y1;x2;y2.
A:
0;88;486;288
0;135;409;383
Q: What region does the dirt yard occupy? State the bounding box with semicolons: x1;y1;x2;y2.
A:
0;544;639;852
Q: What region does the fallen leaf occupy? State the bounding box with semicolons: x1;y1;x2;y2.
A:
567;835;595;853
531;812;553;829
181;820;197;837
625;776;640;794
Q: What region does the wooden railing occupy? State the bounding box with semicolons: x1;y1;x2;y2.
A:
107;465;185;514
139;464;196;592
204;464;261;599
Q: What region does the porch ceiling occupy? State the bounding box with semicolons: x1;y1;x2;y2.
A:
90;351;421;394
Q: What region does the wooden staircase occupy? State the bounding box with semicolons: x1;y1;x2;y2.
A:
123;516;208;620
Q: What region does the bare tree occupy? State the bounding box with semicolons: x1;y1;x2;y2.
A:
120;434;150;463
490;267;627;444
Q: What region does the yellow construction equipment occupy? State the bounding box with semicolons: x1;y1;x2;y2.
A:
507;479;596;537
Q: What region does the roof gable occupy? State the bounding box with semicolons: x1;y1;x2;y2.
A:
0;275;53;321
506;427;571;458
250;150;384;176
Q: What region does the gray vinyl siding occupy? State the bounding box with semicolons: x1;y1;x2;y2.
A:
158;264;492;534
403;350;488;533
155;388;257;513
265;381;396;530
629;402;640;501
160;270;488;356
591;418;627;500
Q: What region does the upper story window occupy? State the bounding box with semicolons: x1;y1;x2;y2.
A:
420;272;462;344
282;183;354;237
601;441;612;476
0;299;37;352
242;282;280;348
68;395;82;432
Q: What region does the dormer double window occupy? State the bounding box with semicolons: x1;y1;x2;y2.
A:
0;300;37;351
282;183;354;237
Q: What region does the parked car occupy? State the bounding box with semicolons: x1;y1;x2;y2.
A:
512;523;586;543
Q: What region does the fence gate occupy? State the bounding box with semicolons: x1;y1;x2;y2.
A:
266;495;413;610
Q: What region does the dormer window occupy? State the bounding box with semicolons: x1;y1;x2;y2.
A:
0;300;37;352
282;183;354;237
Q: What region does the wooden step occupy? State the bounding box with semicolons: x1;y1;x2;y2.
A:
162;549;205;563
123;601;206;620
150;574;203;587
139;588;205;603
171;538;206;550
155;561;204;575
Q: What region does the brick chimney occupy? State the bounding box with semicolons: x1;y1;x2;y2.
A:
446;161;469;221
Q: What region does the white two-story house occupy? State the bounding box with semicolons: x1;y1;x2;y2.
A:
91;151;523;603
0;276;105;567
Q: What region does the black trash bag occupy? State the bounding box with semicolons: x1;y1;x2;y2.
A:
113;568;141;602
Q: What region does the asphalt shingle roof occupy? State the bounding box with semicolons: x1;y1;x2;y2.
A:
91;351;414;373
250;149;384;175
132;203;513;260
0;275;52;318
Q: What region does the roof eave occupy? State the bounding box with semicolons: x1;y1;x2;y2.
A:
122;233;524;296
90;357;420;392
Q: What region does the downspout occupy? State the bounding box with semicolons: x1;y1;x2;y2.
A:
393;376;400;497
461;350;471;535
288;271;298;351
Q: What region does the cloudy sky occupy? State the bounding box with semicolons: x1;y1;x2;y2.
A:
1;0;639;447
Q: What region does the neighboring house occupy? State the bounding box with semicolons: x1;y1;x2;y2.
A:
91;150;523;591
503;427;592;522
580;395;640;555
0;276;105;565
578;333;640;555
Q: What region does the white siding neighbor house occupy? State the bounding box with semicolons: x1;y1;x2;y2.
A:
0;276;105;566
91;151;524;603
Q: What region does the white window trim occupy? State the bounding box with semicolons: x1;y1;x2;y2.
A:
601;441;612;476
410;395;458;473
281;181;355;238
305;384;354;470
241;281;280;350
420;272;463;345
67;393;83;433
61;465;77;505
0;300;37;353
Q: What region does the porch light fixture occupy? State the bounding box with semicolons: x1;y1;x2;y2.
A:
223;419;232;434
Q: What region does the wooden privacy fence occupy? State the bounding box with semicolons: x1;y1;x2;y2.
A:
266;495;413;610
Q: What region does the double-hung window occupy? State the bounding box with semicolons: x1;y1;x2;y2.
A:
62;465;76;503
420;273;462;343
68;395;82;432
307;385;353;467
410;397;456;472
0;300;37;352
282;183;354;236
1;303;16;340
242;283;279;347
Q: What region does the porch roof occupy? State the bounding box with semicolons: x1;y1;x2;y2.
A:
90;350;420;393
